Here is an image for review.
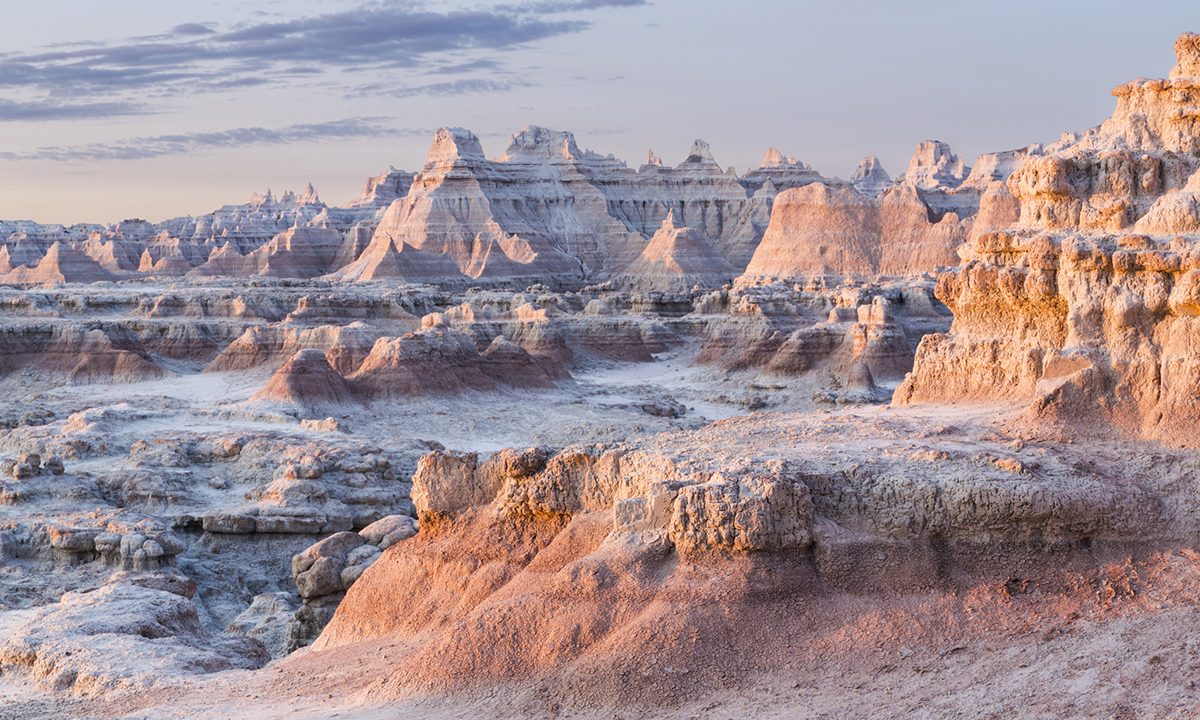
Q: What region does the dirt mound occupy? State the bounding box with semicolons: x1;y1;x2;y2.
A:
252;349;356;407
611;212;735;292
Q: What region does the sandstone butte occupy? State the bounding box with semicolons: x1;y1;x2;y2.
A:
6;30;1200;720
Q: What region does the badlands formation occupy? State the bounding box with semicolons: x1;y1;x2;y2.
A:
5;33;1200;720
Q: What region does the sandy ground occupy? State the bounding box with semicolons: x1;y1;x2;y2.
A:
29;548;1198;720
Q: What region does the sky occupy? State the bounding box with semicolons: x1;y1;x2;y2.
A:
2;0;1200;224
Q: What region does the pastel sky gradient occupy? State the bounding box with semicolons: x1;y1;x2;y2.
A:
2;0;1199;223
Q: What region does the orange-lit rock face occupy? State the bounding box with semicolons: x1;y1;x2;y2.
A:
898;35;1200;447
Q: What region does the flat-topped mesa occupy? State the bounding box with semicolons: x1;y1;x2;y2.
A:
740;148;828;194
425;127;487;165
898;32;1200;447
500;125;582;162
903;140;970;190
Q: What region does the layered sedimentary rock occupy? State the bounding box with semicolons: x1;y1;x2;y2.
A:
741;179;970;279
695;280;948;386
253;349;357;407
0;324;168;382
0;242;117;284
609;212;735;292
3;125;949;289
901;140;969;190
207;322;385;375
308;404;1181;711
850;155;892;197
737;135;1039;282
191;225;347;279
897;32;1200;447
1;184;384;285
335;128;633;284
348;324;565;398
336;127;645;285
347;167;415;210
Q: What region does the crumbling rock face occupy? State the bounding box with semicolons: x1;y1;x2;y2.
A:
206;322;384;374
348;325;563;398
307;403;1176;711
201;439;409;534
696;281;948;385
4;124;977;290
741;181;969;280
898;33;1200;447
0;242;117;284
0;323;169;383
609;212;735;293
666;471;813;554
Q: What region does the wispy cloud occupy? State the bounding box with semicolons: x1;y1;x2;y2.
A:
0;118;425;162
499;0;648;12
348;77;529;99
0;3;604;102
0;98;142;121
433;59;504;75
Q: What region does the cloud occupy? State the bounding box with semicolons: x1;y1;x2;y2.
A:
171;22;217;36
499;0;648;12
433;59;504;75
0;3;604;102
0;118;425;162
348;77;529;99
0;98;142;121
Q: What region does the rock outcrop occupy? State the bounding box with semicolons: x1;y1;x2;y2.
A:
0;242;117;284
307;399;1176;711
253;349;357;407
609;212;735;292
348;324;564;398
287;513;418;650
741;180;970;279
897;32;1200;447
0;574;268;695
1;126;923;289
850;155;892;197
696;281;946;385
